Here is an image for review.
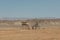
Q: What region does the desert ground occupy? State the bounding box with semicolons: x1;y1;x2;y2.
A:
0;27;60;40
0;19;60;40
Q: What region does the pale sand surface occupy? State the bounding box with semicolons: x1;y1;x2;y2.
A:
0;27;60;40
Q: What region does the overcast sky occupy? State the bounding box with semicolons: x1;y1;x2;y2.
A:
0;0;60;18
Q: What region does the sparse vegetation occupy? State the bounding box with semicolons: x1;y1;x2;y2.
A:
0;18;60;40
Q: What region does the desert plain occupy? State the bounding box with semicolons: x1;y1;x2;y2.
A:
0;19;60;40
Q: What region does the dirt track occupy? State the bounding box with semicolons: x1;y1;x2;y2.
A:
0;27;60;40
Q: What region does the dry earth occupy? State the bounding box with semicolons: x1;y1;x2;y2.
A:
0;27;60;40
0;19;60;40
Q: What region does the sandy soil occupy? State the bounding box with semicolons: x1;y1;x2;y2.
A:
0;27;60;40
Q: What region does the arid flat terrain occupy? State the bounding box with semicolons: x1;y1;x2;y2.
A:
0;19;60;40
0;27;60;40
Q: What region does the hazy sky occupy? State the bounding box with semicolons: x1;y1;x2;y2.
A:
0;0;60;18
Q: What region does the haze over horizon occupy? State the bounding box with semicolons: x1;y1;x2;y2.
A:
0;0;60;18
